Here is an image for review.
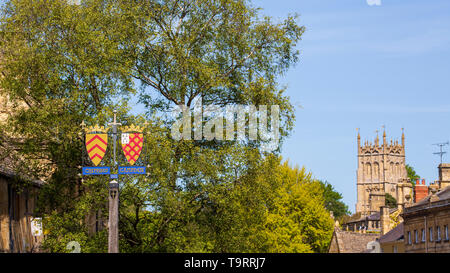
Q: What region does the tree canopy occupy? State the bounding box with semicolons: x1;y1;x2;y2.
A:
385;193;397;209
406;164;420;187
0;0;340;253
317;180;350;220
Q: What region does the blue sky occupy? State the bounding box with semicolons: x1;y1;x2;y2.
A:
255;0;450;212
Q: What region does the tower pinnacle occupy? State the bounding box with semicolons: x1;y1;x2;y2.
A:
402;128;405;147
357;128;361;147
375;130;380;146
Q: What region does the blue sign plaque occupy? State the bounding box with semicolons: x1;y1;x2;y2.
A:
118;166;146;175
82;167;111;175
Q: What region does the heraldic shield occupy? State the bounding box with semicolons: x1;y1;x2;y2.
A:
85;125;109;166
121;125;144;165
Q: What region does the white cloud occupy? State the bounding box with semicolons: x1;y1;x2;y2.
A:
367;0;382;6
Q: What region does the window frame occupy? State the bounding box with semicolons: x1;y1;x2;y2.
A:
437;226;441;242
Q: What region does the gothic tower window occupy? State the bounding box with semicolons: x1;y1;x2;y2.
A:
366;163;372;181
374;162;380;180
390;162;394;179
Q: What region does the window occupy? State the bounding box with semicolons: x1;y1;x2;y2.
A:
421;229;426;242
445;225;449;241
408;231;412;244
429;227;433;242
414;230;418;243
437;226;441;242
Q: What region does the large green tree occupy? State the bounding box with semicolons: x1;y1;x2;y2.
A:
317;180;350;219
0;0;317;253
262;162;334;253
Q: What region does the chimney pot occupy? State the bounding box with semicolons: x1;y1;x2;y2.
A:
422;179;426;185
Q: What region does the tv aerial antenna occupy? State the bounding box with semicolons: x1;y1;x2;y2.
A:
433;141;449;164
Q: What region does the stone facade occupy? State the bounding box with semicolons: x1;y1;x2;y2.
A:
0;172;43;252
379;222;405;253
342;205;402;234
0;95;9;123
402;186;450;253
438;164;450;189
356;129;413;216
0;57;45;252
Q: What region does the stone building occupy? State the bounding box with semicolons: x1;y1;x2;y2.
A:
328;226;380;253
0;62;45;252
1;89;45;252
1;70;104;250
0;168;43;252
379;222;405;253
402;185;450;253
356;129;413;216
342;199;402;234
438;163;450;189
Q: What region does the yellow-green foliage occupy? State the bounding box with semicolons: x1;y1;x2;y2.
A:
261;161;334;253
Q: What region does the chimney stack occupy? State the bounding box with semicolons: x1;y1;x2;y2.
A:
438;164;450;189
380;206;391;235
414;178;428;203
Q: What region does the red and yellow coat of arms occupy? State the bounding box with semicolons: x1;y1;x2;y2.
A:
85;125;109;166
121;125;144;165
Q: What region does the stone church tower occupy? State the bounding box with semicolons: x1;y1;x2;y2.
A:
356;129;413;216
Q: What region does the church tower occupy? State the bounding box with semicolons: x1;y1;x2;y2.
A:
356;128;412;216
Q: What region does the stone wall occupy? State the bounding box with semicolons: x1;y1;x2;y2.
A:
403;198;450;253
0;176;9;252
439;164;450;189
380;239;405;253
0;175;42;253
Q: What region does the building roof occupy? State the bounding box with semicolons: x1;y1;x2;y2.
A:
345;208;397;223
0;168;44;187
378;222;404;244
0;138;44;187
403;186;450;216
413;185;450;206
328;228;380;253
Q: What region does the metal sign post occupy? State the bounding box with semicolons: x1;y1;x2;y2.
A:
107;110;121;253
108;179;119;253
81;110;147;253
